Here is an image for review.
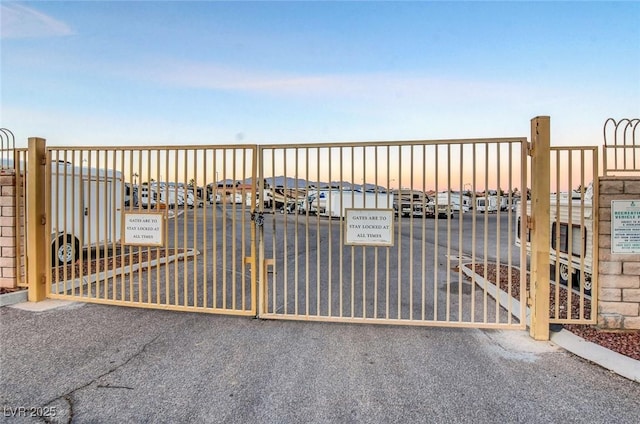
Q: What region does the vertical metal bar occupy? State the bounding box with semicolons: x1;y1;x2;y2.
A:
471;144;477;321
433;145;439;321
319;148;324;317
303;147;310;317
203;148;209;309
421;144;427;321
385;145;390;320
212;148;218;309
458;143;464;321
482;143;490;323
294;147;300;316
579;149;586;318
494;143;501;323
409;145;414;320
328;147;333;317
591;147;599;323
340;147;345;318
362;146;367;318
446;144;452;322
222;149;227;309
250;146;258;314
567;150;574;318
554;150;561;320
397;146;402;319
507;142;514;323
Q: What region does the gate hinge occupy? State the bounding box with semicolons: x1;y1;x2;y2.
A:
40;214;46;226
527;141;533;156
526;215;533;230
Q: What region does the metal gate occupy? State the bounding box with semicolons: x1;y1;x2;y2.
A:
20;116;599;333
257;138;529;328
44;145;258;316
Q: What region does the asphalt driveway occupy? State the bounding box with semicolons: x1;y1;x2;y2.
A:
1;301;639;424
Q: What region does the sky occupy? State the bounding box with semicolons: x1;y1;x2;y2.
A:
1;1;639;149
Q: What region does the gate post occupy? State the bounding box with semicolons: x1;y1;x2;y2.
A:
27;137;48;302
529;117;551;340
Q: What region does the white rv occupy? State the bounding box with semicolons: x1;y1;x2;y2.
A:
430;192;471;218
515;190;594;293
50;163;123;265
475;195;498;213
393;189;434;218
139;183;187;209
308;189;393;218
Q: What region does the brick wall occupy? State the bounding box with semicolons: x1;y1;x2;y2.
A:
0;170;17;288
598;177;640;330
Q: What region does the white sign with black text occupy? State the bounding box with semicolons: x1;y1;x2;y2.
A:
123;212;165;247
344;208;394;246
611;200;640;254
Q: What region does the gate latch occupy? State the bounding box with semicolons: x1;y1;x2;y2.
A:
251;211;264;227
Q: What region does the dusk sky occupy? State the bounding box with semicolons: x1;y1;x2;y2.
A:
1;1;639;148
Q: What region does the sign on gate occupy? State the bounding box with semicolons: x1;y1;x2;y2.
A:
123;212;165;246
344;208;394;246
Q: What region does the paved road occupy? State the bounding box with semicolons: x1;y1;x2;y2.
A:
1;301;639;424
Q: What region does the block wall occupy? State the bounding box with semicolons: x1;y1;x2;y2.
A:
0;170;17;288
598;177;640;330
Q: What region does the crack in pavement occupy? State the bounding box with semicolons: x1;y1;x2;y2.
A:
39;334;161;424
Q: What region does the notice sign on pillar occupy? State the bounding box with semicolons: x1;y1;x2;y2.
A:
123;212;165;247
345;208;394;246
611;200;640;254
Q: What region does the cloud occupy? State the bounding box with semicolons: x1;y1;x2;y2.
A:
121;59;533;107
0;3;74;39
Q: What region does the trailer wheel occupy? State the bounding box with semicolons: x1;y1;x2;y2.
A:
574;271;592;296
52;235;79;266
583;273;592;291
558;263;570;285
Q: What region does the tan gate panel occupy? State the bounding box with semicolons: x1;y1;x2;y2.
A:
516;146;598;325
259;139;527;328
46;145;257;315
550;147;598;324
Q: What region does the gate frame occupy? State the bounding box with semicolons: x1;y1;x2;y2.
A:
21;118;578;341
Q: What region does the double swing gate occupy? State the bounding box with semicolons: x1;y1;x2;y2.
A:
21;119;597;331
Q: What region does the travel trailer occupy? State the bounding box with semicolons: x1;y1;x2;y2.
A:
515;188;594;293
430;192;471;218
308;189;393;218
475;195;498;213
50;162;123;265
139;183;184;209
393;189;434;218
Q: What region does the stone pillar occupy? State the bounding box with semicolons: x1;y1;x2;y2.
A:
598;177;640;330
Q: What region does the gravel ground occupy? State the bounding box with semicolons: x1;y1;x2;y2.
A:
471;263;640;361
3;256;638;361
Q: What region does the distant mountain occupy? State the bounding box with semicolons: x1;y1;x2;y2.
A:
224;176;389;192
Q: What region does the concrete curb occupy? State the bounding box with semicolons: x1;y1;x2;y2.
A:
460;264;640;383
0;289;27;307
0;249;198;310
550;327;640;383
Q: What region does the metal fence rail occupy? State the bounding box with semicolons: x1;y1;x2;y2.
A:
603;118;640;175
